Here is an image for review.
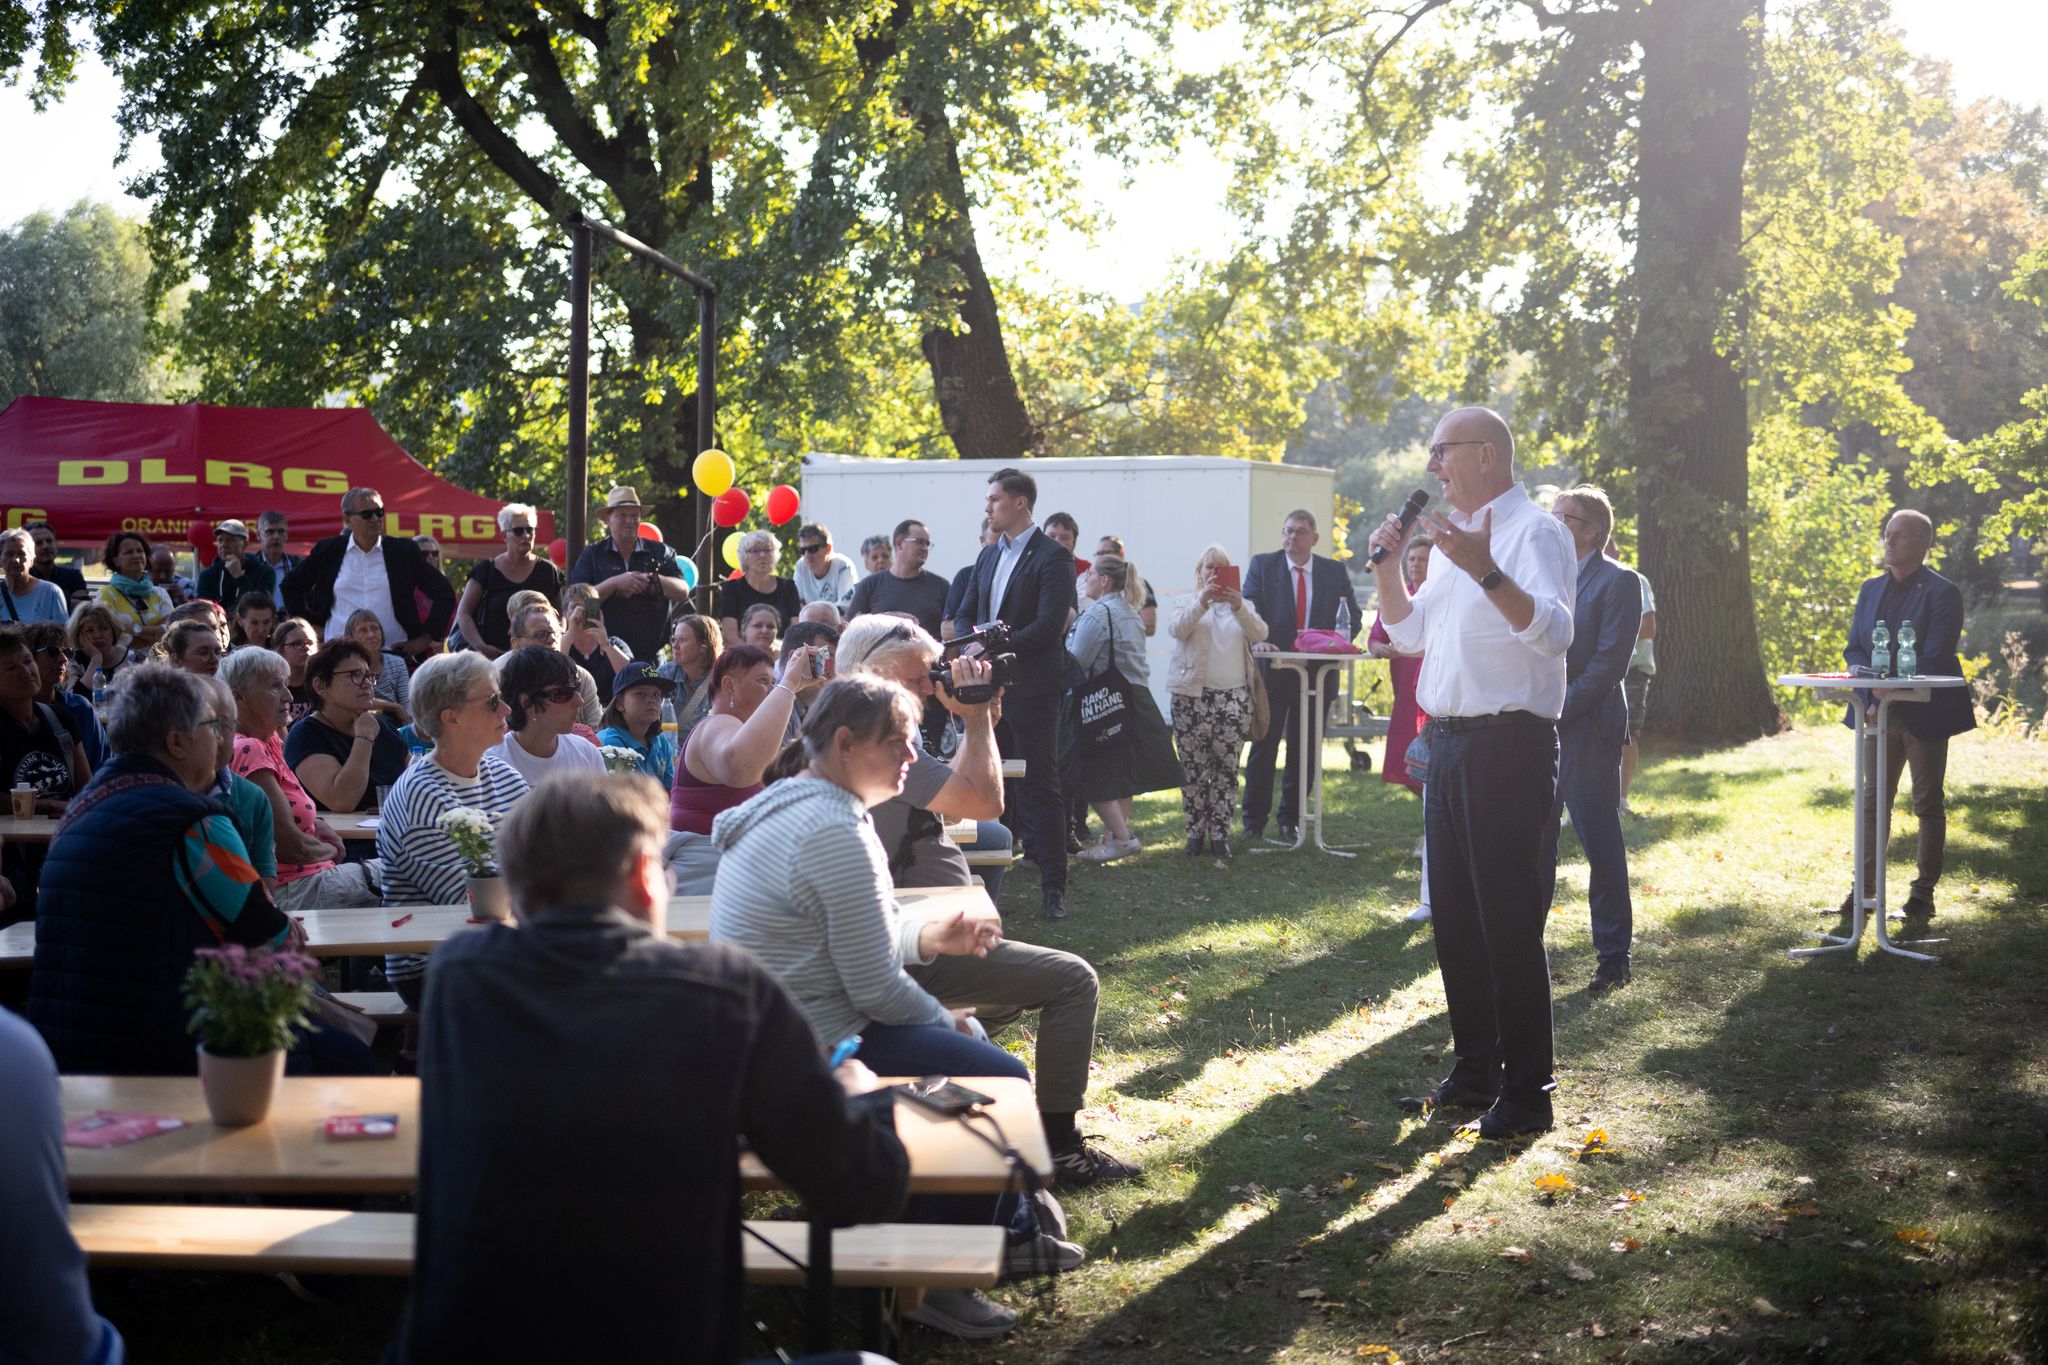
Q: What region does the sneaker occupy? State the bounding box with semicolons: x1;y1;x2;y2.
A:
1102;835;1142;862
1004;1230;1086;1278
902;1288;1018;1339
1051;1136;1142;1189
1405;904;1433;923
1074;839;1116;863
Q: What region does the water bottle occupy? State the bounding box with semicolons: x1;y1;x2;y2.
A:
1335;598;1352;641
1870;621;1891;678
1896;619;1916;679
92;681;109;718
660;696;678;735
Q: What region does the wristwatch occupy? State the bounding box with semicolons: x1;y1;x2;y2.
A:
1477;567;1505;592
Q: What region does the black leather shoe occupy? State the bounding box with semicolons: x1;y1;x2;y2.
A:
1396;1078;1497;1114
1587;963;1632;995
1041;890;1069;921
1243;823;1265;843
1899;895;1936;921
1185;833;1206;856
1278;821;1299;842
1211;835;1232;861
1466;1098;1553;1142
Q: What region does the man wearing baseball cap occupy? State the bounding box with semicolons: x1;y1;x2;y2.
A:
566;486;692;661
196;520;277;608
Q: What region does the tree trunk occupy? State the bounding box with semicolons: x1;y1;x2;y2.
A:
1628;0;1782;742
913;128;1041;461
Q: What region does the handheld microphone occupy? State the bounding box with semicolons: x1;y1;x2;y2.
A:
1367;490;1431;565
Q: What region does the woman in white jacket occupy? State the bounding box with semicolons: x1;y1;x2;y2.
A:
1165;545;1268;859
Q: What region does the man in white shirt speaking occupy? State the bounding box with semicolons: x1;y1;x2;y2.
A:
1369;406;1576;1142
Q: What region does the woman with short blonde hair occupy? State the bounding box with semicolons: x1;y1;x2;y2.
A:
1164;544;1268;858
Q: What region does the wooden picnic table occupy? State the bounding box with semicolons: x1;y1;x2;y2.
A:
60;1074;1047;1197
0;810;382;845
1;885;1000;967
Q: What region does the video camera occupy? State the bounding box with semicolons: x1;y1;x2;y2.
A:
933;621;1018;705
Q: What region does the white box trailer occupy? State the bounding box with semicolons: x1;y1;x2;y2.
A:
800;453;1337;708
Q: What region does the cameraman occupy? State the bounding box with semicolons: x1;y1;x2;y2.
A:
835;614;1140;1189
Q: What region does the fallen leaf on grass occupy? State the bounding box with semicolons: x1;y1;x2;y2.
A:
1297;1287;1326;1300
1497;1246;1534;1264
1374;1161;1402;1173
1895;1226;1939;1248
1565;1261;1595;1281
1610;1237;1642;1254
1533;1172;1577;1199
1751;1296;1788;1319
1589;1323;1607;1339
1356;1348;1402;1362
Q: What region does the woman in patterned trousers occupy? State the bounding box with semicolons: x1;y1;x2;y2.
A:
1164;546;1268;860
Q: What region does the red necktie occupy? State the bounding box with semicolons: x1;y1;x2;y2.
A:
1294;565;1307;631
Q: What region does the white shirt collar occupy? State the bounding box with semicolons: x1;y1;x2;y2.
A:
1449;480;1533;529
999;526;1037;553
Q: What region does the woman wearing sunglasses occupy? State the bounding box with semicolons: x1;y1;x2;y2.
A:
456;503;561;659
488;645;604;784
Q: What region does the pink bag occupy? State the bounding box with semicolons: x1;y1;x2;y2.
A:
1291;629;1362;655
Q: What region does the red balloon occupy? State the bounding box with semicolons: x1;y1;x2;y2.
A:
765;484;801;526
712;487;751;528
637;522;661;541
546;537;569;568
726;568;744;579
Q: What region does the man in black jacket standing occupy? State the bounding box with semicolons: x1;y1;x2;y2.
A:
282;487;455;661
388;770;909;1364
954;468;1079;920
1240;509;1360;843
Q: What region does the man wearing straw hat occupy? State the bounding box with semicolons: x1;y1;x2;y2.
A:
566;486;692;661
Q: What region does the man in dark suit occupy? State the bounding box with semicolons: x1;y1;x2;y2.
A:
1841;509;1973;922
282;486;456;661
1241;509;1361;842
1540;487;1642;994
954;467;1079;920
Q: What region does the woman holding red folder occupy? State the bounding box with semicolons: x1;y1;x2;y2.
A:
1164;545;1268;860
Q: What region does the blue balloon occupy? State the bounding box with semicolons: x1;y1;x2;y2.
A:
678;556;699;590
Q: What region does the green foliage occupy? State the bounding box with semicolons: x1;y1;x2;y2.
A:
0;0;80;103
182;945;319;1058
1747;409;1890;714
0;200;175;407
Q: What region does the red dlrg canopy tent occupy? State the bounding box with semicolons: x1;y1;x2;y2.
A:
0;396;551;556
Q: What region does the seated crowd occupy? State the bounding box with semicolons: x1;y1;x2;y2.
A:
2;473;1333;1356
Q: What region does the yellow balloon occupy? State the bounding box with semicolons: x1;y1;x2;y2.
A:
693;448;735;497
721;534;742;569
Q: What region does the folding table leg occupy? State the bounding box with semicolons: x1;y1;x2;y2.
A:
806;1214;834;1353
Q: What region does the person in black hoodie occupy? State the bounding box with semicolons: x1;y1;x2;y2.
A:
387;768;909;1365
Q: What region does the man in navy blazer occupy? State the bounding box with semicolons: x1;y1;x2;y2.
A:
954;467;1080;920
1240;509;1361;842
1539;488;1642;993
281;487;456;659
1841;509;1973;920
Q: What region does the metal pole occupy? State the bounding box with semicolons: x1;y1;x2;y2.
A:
694;289;717;599
566;221;593;557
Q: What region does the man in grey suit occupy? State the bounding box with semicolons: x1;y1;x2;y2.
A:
1541;486;1642;993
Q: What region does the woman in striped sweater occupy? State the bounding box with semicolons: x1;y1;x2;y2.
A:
377;652;529;1008
708;675;1053;1339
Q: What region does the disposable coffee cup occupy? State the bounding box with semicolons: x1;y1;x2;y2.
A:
10;785;35;820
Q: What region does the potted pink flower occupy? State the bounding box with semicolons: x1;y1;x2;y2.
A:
182;944;320;1125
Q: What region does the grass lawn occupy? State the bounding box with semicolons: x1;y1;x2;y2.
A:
80;723;2048;1362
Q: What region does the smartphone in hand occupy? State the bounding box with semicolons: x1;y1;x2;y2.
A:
1212;564;1241;594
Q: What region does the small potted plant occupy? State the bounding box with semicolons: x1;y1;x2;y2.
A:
599;744;643;775
183;944;319;1126
439;806;509;920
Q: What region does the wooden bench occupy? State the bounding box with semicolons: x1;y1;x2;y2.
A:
329;992;411;1024
69;1204;1005;1291
962;848;1011;868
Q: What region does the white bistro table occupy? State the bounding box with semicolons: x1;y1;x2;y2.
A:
1778;672;1967;963
1253;650;1365;858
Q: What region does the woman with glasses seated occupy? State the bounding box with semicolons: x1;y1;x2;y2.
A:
378;652;528;1009
489;646;603;783
285;638;412;813
456;504;561;660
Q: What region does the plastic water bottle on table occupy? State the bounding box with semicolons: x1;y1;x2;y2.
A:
1896;619;1916;678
